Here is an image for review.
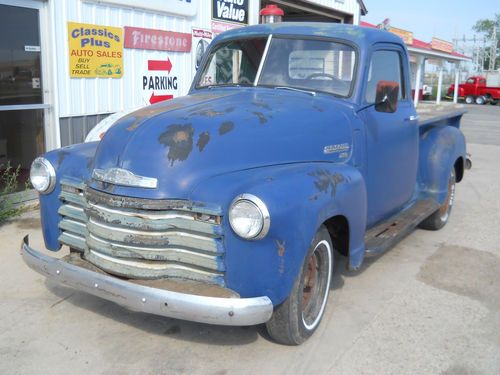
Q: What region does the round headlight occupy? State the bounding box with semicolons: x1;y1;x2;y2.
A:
229;194;270;240
30;157;56;194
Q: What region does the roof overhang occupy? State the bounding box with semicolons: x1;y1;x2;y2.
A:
407;46;471;63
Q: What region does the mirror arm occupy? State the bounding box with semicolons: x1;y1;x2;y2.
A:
356;95;388;114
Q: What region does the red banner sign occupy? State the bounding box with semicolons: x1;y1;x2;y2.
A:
124;26;191;52
431;37;454;54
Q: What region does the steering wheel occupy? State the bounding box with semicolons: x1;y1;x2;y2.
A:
306;73;350;93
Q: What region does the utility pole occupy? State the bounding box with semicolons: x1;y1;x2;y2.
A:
489;26;498;70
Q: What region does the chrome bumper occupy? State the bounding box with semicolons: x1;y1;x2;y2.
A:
21;236;273;326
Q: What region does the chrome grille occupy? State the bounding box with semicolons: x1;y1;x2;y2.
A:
58;183;225;286
58;180;88;252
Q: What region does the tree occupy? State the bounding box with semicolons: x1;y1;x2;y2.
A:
473;14;500;70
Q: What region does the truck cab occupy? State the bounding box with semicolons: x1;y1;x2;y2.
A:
22;23;469;345
448;75;500;105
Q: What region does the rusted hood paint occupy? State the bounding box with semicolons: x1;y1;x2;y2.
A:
90;88;354;199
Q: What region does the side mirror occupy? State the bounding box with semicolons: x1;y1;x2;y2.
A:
375;80;399;113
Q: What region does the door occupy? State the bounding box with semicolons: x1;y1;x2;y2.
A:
0;2;47;192
362;47;419;227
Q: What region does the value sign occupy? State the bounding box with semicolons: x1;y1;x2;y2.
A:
212;0;248;25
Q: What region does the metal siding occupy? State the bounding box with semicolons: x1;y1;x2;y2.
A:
302;0;360;23
60;113;110;146
55;0;262;118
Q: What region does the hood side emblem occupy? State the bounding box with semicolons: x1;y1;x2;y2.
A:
92;168;158;189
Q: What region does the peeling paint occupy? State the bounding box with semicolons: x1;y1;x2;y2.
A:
57;150;70;167
219;121;235;135
276;240;286;257
158;124;194;166
196;131;210;152
252;111;268;124
309;169;346;198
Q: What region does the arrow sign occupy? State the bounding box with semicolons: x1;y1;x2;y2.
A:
150;92;174;104
148;58;172;73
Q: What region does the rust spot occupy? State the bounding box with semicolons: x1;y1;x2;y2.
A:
276;240;286;257
253;101;271;111
57;150;70;167
309;169;346;198
158;124;194;166
189;108;225;117
219;121;235;135
86;156;93;171
252;111;268;124
196;132;210;152
313;105;325;112
266;176;275;182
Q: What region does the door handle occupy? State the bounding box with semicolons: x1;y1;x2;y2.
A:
405;115;419;122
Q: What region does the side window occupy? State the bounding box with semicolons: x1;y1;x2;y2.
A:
365;50;405;103
480;79;486;84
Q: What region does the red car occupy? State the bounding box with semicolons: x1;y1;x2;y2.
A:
447;76;500;105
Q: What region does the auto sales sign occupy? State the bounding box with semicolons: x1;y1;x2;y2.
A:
212;0;248;25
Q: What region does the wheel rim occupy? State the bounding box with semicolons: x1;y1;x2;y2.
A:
466;97;473;104
439;171;456;222
301;240;332;331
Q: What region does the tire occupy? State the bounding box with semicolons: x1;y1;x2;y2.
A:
491;101;498;105
465;95;474;104
266;225;333;345
419;169;456;230
475;96;486;105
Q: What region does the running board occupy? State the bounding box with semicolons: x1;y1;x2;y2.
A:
364;199;440;256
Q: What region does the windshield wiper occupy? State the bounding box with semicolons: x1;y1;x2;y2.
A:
275;86;316;96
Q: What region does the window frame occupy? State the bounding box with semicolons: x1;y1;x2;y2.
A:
363;47;408;105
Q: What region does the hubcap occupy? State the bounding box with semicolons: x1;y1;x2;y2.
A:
301;240;332;331
439;171;456;222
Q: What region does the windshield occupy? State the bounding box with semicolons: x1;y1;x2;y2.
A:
197;36;357;97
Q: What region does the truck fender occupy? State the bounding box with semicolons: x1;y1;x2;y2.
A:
418;126;466;204
39;142;99;251
189;162;367;305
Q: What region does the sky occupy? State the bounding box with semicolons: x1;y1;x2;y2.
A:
362;0;497;45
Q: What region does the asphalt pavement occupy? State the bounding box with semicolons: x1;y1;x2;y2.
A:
0;103;499;375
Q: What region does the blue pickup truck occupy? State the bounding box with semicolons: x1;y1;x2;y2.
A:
23;23;469;345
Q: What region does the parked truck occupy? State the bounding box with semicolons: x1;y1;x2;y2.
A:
23;23;470;345
447;75;500;105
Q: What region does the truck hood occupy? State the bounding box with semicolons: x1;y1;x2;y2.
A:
91;88;354;199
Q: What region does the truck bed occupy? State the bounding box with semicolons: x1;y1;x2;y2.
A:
416;102;466;127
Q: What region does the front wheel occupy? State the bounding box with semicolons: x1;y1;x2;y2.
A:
266;225;333;345
465;95;474;104
475;96;486;105
419;169;456;230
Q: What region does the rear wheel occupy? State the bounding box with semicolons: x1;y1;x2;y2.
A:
465;95;474;104
419;169;456;230
475;96;486;105
266;225;333;345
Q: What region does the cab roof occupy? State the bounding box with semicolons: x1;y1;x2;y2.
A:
215;22;404;48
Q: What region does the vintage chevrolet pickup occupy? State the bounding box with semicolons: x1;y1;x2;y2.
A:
22;23;470;345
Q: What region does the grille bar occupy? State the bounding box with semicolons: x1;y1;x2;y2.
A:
57;183;226;285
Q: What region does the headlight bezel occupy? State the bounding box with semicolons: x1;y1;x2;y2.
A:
30;157;56;194
229;193;271;240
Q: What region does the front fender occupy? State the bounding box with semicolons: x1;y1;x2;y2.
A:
418;125;466;204
39;142;98;251
189;162;367;305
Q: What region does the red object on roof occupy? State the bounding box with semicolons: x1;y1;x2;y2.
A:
359;21;468;59
260;4;284;16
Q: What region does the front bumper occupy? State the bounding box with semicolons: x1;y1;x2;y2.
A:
21;236;273;326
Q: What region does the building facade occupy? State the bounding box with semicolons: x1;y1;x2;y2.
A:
0;0;366;184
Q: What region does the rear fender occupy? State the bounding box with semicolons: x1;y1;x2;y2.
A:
190;163;367;305
418;126;466;204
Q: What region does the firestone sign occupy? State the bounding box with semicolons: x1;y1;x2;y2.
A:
124;26;192;52
212;0;248;25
